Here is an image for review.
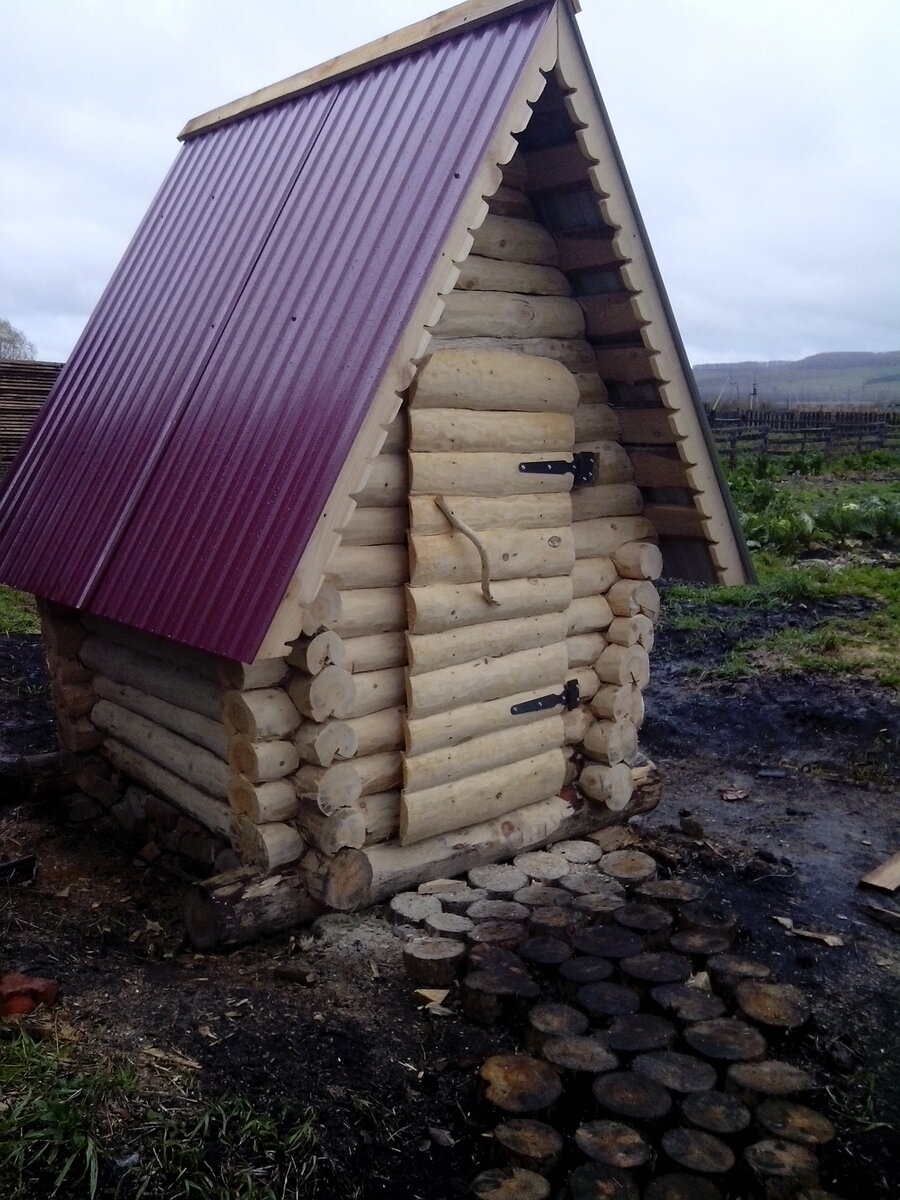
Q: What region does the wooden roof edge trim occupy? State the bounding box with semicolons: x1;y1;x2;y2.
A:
180;0;577;141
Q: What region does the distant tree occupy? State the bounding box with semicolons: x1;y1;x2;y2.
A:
0;318;36;361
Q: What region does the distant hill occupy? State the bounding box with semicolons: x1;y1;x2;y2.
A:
692;350;900;410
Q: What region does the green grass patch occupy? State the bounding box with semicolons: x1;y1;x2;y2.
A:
0;587;39;634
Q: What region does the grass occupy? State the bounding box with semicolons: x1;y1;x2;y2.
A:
0;1029;321;1200
0;587;40;634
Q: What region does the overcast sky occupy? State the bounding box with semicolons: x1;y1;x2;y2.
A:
3;0;898;366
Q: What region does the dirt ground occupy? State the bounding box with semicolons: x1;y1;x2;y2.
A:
1;594;898;1198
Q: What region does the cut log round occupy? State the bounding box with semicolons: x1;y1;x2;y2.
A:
492;1119;563;1173
468;945;530;976
512;851;570;882
553;839;603;865
606;579;660;620
661;1128;735;1175
574;1119;653;1169
572;892;628;918
612;541;664;581
575;982;641;1020
735;981;811;1030
592;1070;672;1123
389;891;443;927
479;1055;562;1115
613;902;674;940
568;1163;640;1200
680;1090;751;1136
744;1139;820;1197
470;1166;550;1200
519;936;572;969
684;1018;768;1063
229;777;297;824
668;931;732;958
632;1052;717;1095
599;850;658;886
581;720;639;767
527;906;584;939
607;1014;676;1054
222;688;300;740
288;666;355;722
580;762;635;811
235;818;304;874
636;879;705;906
643;1175;723;1200
725;1060;817;1098
755;1100;835;1146
619;951;692;987
300;847;372;911
678;900;738;939
401;936;467;986
230;737;300;783
294;719;358;768
468;921;529;951
557;956;615;992
468;899;530;924
571;926;644;960
424;911;474;941
470;864;532;897
589;684;642;724
605;615;654;650
436;885;488;915
542;1036;618;1075
707;954;773;992
183;868;323;950
294;804;365;855
650;985;727;1024
526;1001;588;1048
560;870;625;897
514;884;573;908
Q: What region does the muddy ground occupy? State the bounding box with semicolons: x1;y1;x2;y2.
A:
1;591;898;1198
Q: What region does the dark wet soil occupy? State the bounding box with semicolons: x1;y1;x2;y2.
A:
1;603;898;1198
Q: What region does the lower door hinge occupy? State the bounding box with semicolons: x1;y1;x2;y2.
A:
511;679;580;716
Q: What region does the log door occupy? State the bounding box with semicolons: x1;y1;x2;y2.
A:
400;348;581;845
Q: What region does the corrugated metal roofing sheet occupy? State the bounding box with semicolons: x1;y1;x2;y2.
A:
0;5;552;661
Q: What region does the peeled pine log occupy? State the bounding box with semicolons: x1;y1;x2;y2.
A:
92;675;230;758
340;631;406;673
613;541;664;581
183;867;323;950
326;544;408;590
567;595;614;636
294;719;357;767
456;254;568;295
218;658;288;690
407;575;573;636
336;666;405;720
590;684;643;723
432;335;596;375
410;451;573;497
51;679;96;719
229;777;297;823
348;750;402;795
92;699;230;799
574;404;620;442
606;615;655;650
337;505;407;546
407;683;570;757
563;706;593;745
411;347;578;413
410;491;570;536
357;790;400;844
582;720;638;766
345;706;404;756
300;581;341;636
222;688;300;740
79;637;221;720
433;291;584;340
80;613;218;679
294;802;366;854
294;762;362;815
567;634;606;668
350;454;407;508
470;215;559;266
573;516;657;558
410;407;573;454
596;644;651;687
288;666;355;722
300;846;373;910
404;716;563;793
607;579;661;620
580;762;634;811
409;613;567;676
235;816;304;874
230;736;299;782
407;643;568;720
410;527;574;588
102;737;234;839
572;483;642;522
570;556;617;599
400;748;566;844
286;631;346;674
333;587;406;638
570;667;601;706
571;442;633;487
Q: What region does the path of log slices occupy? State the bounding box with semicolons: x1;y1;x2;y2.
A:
387;842;842;1200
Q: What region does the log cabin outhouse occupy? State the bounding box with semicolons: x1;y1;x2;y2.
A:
0;0;751;939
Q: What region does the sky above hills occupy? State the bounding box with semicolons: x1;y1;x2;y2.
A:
3;0;898;365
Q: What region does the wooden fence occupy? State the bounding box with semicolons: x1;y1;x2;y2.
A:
0;360;62;472
705;407;900;465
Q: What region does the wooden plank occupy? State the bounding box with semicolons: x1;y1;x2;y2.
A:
616;408;680;445
580;295;646;340
642;503;708;539
525;141;591;190
629;449;691;489
556;235;627;272
592;345;662;384
859;852;900;894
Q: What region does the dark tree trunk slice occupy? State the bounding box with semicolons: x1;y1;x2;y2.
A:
613;902;674;940
607;1013;676;1054
560;870;626;897
668;930;732;958
437;886;488;915
735;981;811;1030
462;969;541;1024
568;1162;640;1200
598;850;658;886
572;893;628;918
513;850;570;882
683;1017;768;1062
726;1060;817;1097
542;1035;618;1075
480;1055;562;1115
527;1000;589;1044
592;1070;672;1122
554;838;603;865
528;905;586;938
756;1100;835;1146
620;951;692;986
558;956;615;998
424;911;474;941
514;883;573;908
661;1127;735;1175
680;1089;751;1135
519;935;573;969
469;899;530;923
744;1138;820;1197
571;926;644;959
471;1166;551;1199
678;900;738;939
467;944;530;975
468;920;529;950
643;1174;723;1200
650;984;726;1023
574;1119;653;1169
492;1119;564;1172
402;936;467;986
707;953;773;991
636;879;705;907
576;981;641;1020
469;864;532;896
632;1051;717;1094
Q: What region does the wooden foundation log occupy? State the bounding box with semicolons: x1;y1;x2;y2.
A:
401;748;566;844
613;541;664;581
101;738;234;839
217;658;288;690
300;581;341;636
285;631;346;675
410;492;570;536
433;291;584;340
294;719;358;767
333;587;407;638
222;688;301;740
337;505;407;546
410;406;574;454
300;846;373;910
596;644;651;687
229;737;300;783
470;215;559;265
357;790;400;844
92;675;229;759
590;684;643;723
79;637;222;720
294;802;366;854
573;516;655;558
235;816;305;874
407;575;573;636
407;643;568;720
409;527;574;588
408;613;568;677
341;631;407;673
580;762;634;811
411;347;578;413
410;451;573;497
92;699;230;799
326;544;408;590
566;595;614;635
570;556;617;599
229;777;297;823
606;580;661;619
566;634;606;668
183;867;323;950
350;454;408;508
288;666;355;721
582;720;638;766
404;716;564;793
456;254;568;295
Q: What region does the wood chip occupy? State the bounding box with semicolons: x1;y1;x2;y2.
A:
680;1090;751;1135
859;851;900;893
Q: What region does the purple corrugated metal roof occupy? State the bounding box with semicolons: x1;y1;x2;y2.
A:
0;6;552;660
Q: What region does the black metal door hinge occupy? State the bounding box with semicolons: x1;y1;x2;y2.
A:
518;452;596;489
511;679;580;716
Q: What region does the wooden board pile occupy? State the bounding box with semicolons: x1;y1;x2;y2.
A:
391;842;843;1200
